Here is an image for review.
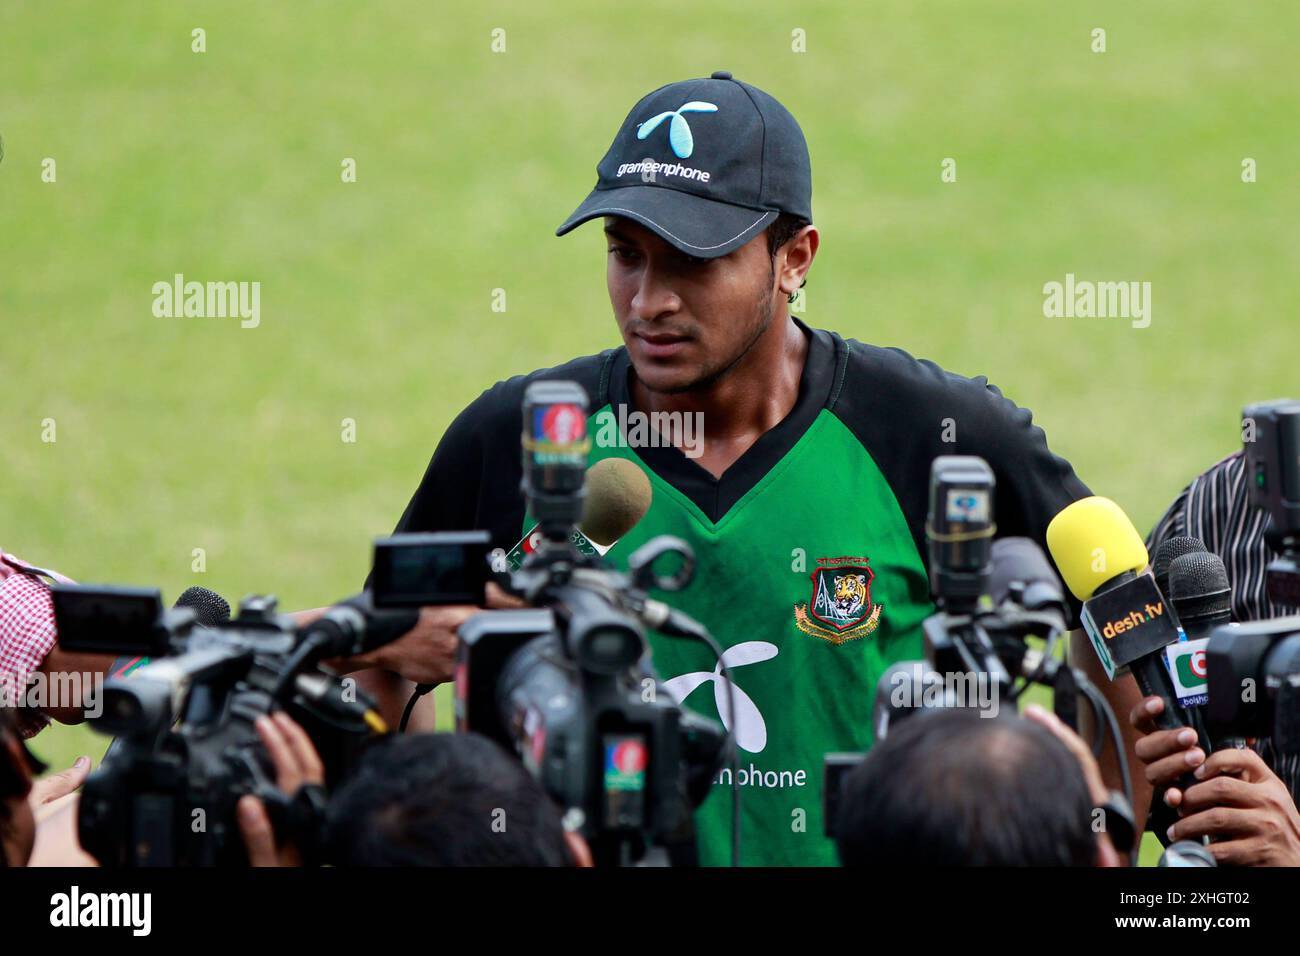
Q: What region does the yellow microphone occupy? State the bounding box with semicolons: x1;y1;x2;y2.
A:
1046;496;1190;738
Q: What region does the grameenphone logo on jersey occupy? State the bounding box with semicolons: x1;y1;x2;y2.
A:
615;101;717;184
793;556;884;645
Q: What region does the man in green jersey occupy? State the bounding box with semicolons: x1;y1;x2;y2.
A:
378;73;1117;865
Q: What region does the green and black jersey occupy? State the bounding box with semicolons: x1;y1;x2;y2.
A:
390;317;1090;866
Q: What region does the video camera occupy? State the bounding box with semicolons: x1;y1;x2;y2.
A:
385;380;730;867
50;578;418;866
826;456;1127;841
876;456;1091;734
1199;401;1300;753
1242;399;1300;607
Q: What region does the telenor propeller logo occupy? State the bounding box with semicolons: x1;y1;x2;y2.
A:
636;101;717;159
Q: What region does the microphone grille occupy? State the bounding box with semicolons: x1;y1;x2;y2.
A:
1168;552;1230;599
1168;552;1231;623
174;586;231;626
1153;536;1206;594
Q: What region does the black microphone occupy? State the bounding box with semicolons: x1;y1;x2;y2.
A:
1167;552;1229;753
1168;552;1232;641
1153;536;1208;602
174;586;231;626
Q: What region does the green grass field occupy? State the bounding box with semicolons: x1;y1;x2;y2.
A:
2;2;1296;866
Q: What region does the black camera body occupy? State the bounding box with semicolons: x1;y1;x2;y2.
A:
1206;615;1300;754
1243;400;1300;608
53;590;386;867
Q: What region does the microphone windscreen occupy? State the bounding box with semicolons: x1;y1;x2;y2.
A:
580;458;653;546
1045;497;1149;601
1153;535;1207;595
174;586;231;626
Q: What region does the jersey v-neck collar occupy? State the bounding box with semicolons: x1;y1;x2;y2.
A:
599;316;845;525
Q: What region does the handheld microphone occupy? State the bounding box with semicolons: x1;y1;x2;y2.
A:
507;457;654;569
1045;497;1186;734
1169;552;1232;642
174;585;231;625
1153;536;1209;601
1166;551;1229;751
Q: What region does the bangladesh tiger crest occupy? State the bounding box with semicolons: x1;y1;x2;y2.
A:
793;556;884;645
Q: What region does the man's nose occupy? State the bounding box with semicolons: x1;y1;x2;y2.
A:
630;265;681;320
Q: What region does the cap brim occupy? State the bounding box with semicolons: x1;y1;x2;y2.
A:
556;185;777;259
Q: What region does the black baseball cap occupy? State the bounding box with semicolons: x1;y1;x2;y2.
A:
556;71;813;259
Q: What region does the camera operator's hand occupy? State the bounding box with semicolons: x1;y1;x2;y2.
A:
28;755;91;807
237;713;325;867
1163;748;1300;866
1128;695;1206;792
348;582;527;686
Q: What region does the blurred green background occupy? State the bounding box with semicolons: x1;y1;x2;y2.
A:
1;2;1295;865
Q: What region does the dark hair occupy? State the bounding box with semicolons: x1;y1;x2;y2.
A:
325;732;575;867
765;213;811;304
835;709;1097;867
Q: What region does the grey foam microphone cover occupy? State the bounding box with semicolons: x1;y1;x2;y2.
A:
580;458;653;546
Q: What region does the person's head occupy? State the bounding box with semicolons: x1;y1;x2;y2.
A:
835;709;1100;867
0;706;42;867
325;731;589;867
557;73;818;394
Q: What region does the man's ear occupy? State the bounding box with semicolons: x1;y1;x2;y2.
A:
777;225;819;298
564;830;594;868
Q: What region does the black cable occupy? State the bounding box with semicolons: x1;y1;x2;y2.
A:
1075;670;1138;866
399;683;435;733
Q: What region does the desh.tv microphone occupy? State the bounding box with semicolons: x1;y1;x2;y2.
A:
1045;497;1188;735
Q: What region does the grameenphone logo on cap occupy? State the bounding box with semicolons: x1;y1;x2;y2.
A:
635;101;717;158
616;101;719;184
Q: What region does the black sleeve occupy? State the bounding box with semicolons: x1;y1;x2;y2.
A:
364;348;616;590
953;376;1093;626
